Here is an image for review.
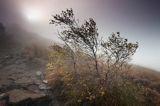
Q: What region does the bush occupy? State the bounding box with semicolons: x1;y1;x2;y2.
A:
46;9;155;106
46;44;153;106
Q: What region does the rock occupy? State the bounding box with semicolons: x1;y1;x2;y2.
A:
42;80;48;84
0;79;14;92
36;71;42;76
39;84;48;90
0;93;9;106
6;89;50;106
0;93;8;100
0;85;2;91
0;100;7;106
14;77;34;85
4;56;10;59
0;79;13;86
27;84;40;93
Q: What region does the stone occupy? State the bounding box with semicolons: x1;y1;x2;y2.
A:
36;71;42;76
6;89;47;105
14;77;35;86
0;93;8;100
0;93;9;106
39;84;48;90
27;84;40;93
42;80;48;84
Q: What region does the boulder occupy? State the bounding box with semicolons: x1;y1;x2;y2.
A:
6;89;50;106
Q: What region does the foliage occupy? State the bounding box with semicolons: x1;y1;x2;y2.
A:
101;32;138;70
50;8;99;74
46;45;153;106
46;44;158;106
46;9;156;106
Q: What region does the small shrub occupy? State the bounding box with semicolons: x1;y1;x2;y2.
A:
46;9;155;106
46;44;153;106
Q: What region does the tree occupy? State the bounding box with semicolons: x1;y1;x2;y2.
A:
48;9;143;106
50;8;100;75
101;32;138;72
50;8;138;77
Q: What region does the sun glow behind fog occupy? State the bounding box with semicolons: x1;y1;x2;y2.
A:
23;7;43;22
14;0;160;71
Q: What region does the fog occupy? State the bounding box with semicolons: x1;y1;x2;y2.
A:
0;0;160;71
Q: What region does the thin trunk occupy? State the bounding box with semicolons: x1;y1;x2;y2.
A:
94;54;100;76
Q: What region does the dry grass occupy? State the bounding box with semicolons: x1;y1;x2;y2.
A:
130;65;160;82
22;43;48;60
44;44;160;106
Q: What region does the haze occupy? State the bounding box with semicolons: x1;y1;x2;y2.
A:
0;0;160;71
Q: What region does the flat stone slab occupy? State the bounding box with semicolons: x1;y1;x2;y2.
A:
6;89;46;105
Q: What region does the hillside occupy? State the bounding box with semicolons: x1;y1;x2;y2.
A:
0;22;160;105
130;65;160;93
0;22;51;106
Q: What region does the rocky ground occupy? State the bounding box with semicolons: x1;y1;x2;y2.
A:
0;48;51;106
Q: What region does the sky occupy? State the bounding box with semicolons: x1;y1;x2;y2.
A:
0;0;160;71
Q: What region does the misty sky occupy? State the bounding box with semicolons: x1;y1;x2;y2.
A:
0;0;160;71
